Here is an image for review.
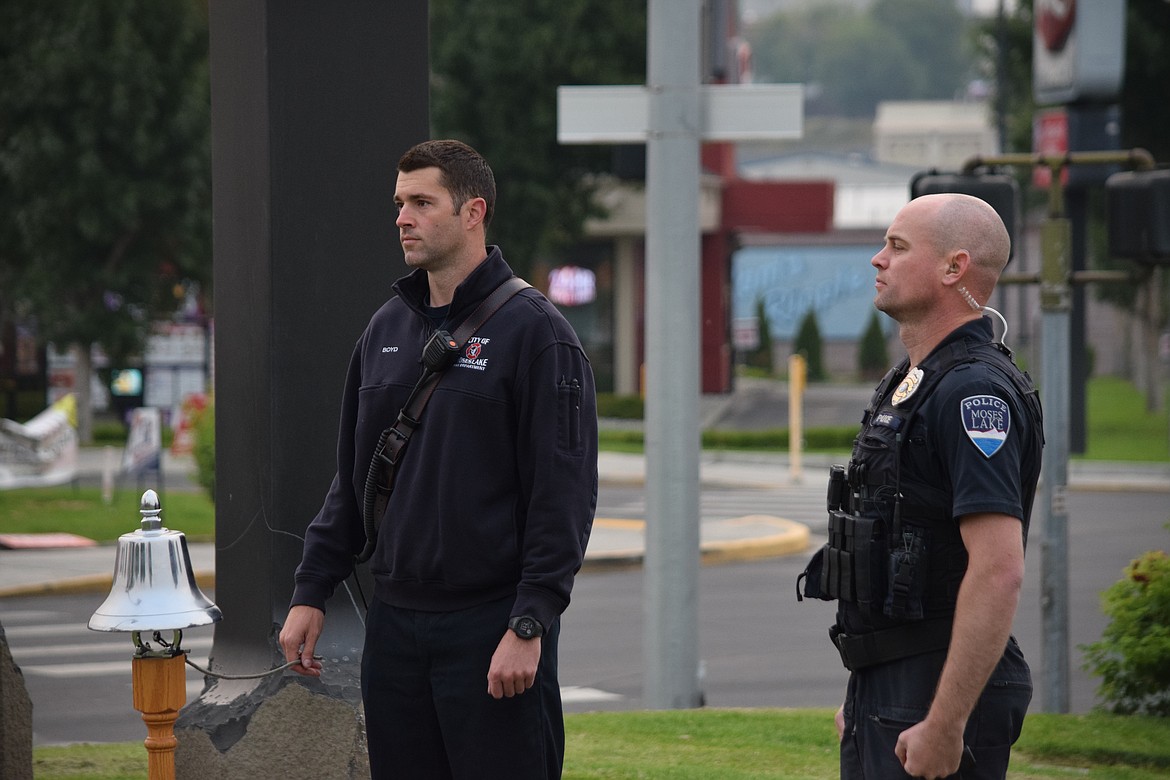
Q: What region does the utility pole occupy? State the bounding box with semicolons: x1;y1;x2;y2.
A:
642;0;704;708
558;2;802;709
962;148;1154;712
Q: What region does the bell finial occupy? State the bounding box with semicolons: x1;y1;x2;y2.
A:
140;489;162;531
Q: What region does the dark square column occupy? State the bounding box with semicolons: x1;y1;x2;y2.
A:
177;2;427;772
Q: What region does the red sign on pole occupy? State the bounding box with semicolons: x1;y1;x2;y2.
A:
1032;107;1069;189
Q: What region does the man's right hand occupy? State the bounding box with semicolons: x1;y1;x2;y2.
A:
278;605;326;677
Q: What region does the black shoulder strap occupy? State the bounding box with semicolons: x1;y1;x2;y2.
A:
356;276;531;563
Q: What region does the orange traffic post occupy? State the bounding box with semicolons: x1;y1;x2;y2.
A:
788;353;807;484
131;653;187;780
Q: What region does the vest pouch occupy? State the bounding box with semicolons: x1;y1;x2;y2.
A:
813;510;887;613
884;526;928;621
852;513;885;616
821;510;853;600
796;545;832;602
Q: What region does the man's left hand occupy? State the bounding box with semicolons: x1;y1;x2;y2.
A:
486;631;541;699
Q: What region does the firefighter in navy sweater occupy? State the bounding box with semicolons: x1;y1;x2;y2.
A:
280;140;598;779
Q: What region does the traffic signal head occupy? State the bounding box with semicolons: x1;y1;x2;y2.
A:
1106;169;1170;265
910;172;1019;262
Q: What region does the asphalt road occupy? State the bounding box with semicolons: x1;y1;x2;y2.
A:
3;484;1167;746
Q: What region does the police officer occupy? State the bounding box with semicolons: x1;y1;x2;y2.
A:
800;193;1043;779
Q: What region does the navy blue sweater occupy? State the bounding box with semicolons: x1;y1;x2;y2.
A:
291;248;598;630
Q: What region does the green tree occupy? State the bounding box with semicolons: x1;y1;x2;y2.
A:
0;1;211;441
429;0;646;278
191;396;215;502
870;0;972;99
970;0;1035;155
1121;0;1170;165
746;0;972;117
817;15;924;118
973;0;1170;408
857;309;890;381
745;4;850;106
745;296;774;373
793;308;826;382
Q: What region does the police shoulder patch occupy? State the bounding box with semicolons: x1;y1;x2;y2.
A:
960;394;1010;458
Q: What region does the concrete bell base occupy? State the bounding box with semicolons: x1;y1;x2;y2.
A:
175;675;368;779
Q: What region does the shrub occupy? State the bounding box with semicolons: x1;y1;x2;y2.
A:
857;310;890;381
597;393;644;419
92;420;129;444
191;397;215;502
745;297;774;374
793;309;826;382
596;426;859;453
93;416;174;446
1082;545;1170;716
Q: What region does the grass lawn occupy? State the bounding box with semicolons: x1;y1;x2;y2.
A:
1081;376;1170;461
0;486;215;542
28;710;1170;779
1;378;1166;543
601;375;1170;462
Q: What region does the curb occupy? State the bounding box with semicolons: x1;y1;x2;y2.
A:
0;521;811;599
0;570;218;601
579;514;811;573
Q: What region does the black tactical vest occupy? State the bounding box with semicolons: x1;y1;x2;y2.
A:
800;330;1043;638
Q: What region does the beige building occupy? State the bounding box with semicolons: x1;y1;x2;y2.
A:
873;100;999;170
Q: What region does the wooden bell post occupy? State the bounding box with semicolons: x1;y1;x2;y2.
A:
131;653;187;780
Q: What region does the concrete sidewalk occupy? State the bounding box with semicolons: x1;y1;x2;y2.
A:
2;446;1167;599
0;448;821;598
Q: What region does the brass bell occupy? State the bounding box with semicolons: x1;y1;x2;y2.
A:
88;489;222;635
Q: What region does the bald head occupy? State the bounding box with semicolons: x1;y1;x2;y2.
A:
916;193;1011;297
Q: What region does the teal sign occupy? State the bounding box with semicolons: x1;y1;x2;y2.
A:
733;244;889;340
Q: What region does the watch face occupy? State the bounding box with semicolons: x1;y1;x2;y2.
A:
511;616;540;638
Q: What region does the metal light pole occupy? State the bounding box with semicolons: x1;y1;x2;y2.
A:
643;0;703;709
961;148;1155;711
1037;167;1073;713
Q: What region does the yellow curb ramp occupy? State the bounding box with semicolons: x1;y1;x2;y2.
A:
581;514;810;572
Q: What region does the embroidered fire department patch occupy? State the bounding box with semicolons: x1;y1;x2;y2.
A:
960;395;1010;457
456;336;491;371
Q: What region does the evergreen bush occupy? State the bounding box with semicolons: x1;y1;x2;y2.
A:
191;398;215;502
1082;545;1170;716
793;309;826;381
596;393;644;419
858;310;890;381
745;297;774;374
